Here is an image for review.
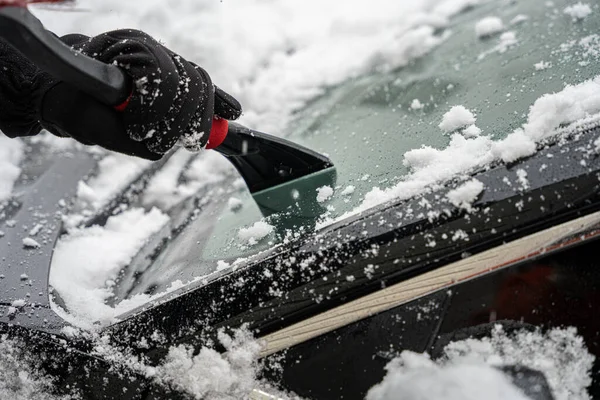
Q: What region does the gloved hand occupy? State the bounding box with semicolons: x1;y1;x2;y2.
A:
0;30;242;160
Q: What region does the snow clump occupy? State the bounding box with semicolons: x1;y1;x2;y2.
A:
367;326;594;400
50;207;169;328
238;221;274;246
564;3;592;21
446;179;484;211
366;352;529;400
439;106;476;133
316;185;334;203
22;237;41;249
475;16;504;38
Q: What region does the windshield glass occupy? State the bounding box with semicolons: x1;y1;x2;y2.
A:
49;0;600;316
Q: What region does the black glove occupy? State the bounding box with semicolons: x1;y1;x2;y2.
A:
0;30;242;160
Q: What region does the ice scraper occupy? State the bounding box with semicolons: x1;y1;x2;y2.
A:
0;0;336;217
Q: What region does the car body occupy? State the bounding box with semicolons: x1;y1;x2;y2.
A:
1;0;600;398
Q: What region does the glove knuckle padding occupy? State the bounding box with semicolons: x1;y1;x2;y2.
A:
72;29;217;154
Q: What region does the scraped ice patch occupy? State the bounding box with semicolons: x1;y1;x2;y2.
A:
76;154;151;210
0;135;23;203
475;16;504;38
564;3;592;21
446;179;484;211
238;221;274;246
366;352;529;400
50;207;169;328
143;150;235;210
439;106;476;133
316;185;334;203
22;237;41;249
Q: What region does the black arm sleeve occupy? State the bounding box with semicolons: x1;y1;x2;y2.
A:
0;39;49;138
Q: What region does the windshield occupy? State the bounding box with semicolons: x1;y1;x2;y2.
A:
48;0;600;316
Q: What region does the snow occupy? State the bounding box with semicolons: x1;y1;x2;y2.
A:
0;336;69;400
238;221;274;246
155;329;262;399
534;61;552;70
76;154;151;211
49;207;169;328
475;16;504;38
367;326;593;400
339;75;600;220
341;185;356;196
316;185;334;203
410;99;425;110
462;125;482;138
22;237;41;249
478;31;519;60
367;353;529;400
446;179;484;211
228;197;243;212
439;106;476;133
564;3;592;21
0;135;23;204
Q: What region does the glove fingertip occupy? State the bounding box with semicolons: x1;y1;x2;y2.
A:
214;86;242;120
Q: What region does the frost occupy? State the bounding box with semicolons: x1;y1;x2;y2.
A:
238;221;274;246
446;179;484;211
316;185;334;203
439;106;476;133
475;16;504;38
22;237;41;249
564;3;592;21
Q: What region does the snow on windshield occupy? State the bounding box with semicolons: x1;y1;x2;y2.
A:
0;0;598;398
37;0;485;328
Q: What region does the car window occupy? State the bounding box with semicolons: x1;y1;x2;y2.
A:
114;0;600;304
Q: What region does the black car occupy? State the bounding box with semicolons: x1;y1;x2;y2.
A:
1;0;600;398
